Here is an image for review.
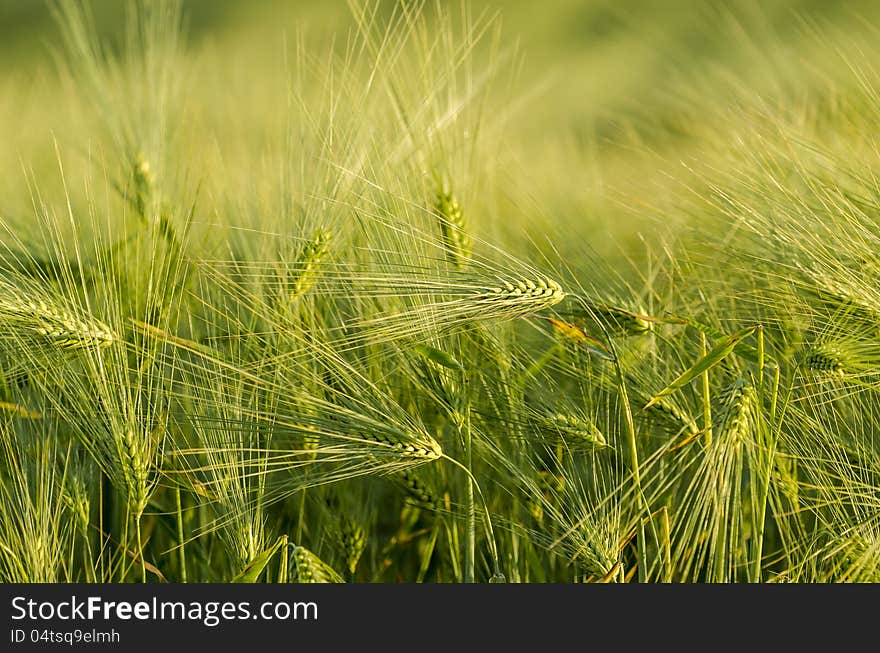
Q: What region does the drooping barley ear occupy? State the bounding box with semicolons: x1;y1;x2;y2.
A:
797;262;880;326
394;469;441;511
434;179;472;268
477;277;565;318
289;545;344;583
338;518;367;575
550;509;619;580
356;425;443;462
289;228;332;301
0;289;117;351
541;412;608;449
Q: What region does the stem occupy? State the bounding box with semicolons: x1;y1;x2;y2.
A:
175;487;187;583
296;488;307;544
464;407;475;584
757;326;765;392
604;332;648;583
278;535;289;583
661;506;672;583
98;475;104;582
701;332;712;445
770;365;780;426
577;294;652;583
120;509;130;583
752;326;774;583
135;512;146;584
441;453;501;580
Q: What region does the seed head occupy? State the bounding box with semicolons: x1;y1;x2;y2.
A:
435;180;472;268
479;277;565;317
290;545;343;583
290;228;332;300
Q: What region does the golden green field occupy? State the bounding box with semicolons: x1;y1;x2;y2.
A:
2;0;880;583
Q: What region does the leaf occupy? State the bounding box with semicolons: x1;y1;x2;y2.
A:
122;542;167;582
679;317;769;365
546;318;615;361
0;364;10;403
0;402;42;419
231;536;287;583
412;343;465;371
576;302;658;336
642;325;758;411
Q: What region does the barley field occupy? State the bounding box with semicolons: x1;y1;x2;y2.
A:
2;0;880;583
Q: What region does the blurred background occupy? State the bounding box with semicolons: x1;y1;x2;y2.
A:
3;0;880;267
5;0;878;129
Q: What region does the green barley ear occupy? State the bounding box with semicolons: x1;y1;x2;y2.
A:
387;431;442;461
116;422;153;517
302;429;321;461
800;341;848;376
535;495;619;580
802;343;844;375
479;277;565;318
798;338;880;378
540;412;608;449
132;152;155;221
717;377;755;442
290;228;332;301
0;282;116;351
338;518;367;575
434;179;472;268
350;422;443;462
394;469;441;511
0;427;75;582
289;545;344;583
646;394;700;436
61;474;91;536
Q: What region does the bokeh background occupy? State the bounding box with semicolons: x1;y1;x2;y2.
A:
3;0;880;268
